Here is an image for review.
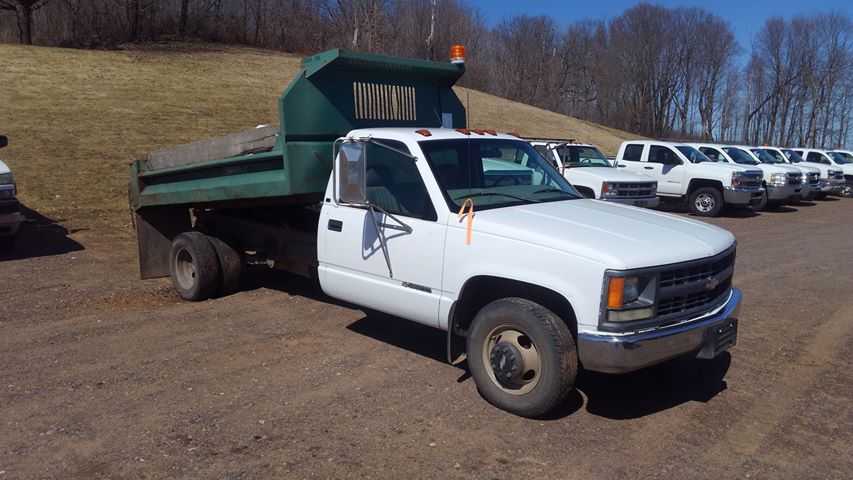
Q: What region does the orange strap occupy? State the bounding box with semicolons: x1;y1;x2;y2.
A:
457;198;475;245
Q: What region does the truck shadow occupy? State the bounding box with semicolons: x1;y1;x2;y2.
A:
571;353;730;420
249;273;730;421
0;205;85;261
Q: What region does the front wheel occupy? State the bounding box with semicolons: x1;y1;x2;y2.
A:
466;298;577;418
688;187;724;217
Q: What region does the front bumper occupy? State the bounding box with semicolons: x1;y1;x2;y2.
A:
578;288;742;374
723;187;763;206
604;196;660;208
766;184;799;201
819;179;845;193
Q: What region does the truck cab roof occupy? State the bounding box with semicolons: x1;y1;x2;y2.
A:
346;128;521;143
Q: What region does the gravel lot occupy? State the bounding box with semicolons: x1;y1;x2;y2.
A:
1;199;852;479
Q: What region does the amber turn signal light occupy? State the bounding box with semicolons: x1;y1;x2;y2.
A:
607;277;625;309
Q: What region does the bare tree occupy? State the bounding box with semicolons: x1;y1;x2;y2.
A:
0;0;50;44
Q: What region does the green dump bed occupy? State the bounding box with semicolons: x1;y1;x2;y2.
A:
129;49;467;211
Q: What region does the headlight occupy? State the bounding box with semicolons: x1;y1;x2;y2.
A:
769;173;787;186
0;172;13;185
601;182;619;197
602;272;657;325
731;172;751;187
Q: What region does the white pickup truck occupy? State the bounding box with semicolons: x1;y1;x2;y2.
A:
615;140;764;217
690;144;803;209
825;150;853;197
785;148;846;199
0;135;24;248
131;49;743;417
529;139;659;208
749;147;820;200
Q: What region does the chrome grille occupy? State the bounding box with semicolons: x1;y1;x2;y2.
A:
739;172;763;188
787;172;802;185
656;249;735;323
612;182;656;198
807;172;820;186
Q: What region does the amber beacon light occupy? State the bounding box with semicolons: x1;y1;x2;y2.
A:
450;44;466;64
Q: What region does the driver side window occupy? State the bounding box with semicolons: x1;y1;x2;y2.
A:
649;146;682;166
365;140;437;221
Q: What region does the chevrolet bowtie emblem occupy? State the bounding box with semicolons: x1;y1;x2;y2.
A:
705;277;720;291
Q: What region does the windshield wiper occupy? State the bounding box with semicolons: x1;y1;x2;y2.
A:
532;188;577;197
452;192;539;203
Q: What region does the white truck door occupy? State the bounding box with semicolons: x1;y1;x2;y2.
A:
646;145;686;195
616;142;647;175
318;139;445;328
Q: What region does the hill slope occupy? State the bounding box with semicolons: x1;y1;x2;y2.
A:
0;43;641;232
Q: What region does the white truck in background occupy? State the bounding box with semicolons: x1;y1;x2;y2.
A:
0;135;24;248
784;148;846;199
690;144;803;209
750;147;820;201
824;150;853;197
615;140;764;217
529;139;659;208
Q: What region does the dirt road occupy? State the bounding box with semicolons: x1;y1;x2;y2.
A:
2;199;852;479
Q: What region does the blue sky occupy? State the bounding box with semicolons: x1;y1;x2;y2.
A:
468;0;853;53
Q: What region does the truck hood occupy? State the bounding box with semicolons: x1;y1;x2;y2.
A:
0;160;10;175
692;162;759;178
839;164;853;175
790;164;820;175
564;167;655;183
755;163;800;176
467;199;735;270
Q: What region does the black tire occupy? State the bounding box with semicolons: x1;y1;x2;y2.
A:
466;298;577;418
207;236;243;297
814;192;828;200
688;187;724;217
169;232;221;301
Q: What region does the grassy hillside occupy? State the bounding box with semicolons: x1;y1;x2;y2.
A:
0;43;641;233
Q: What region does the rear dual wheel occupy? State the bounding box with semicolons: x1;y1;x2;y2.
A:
169;232;242;301
466;298;577;418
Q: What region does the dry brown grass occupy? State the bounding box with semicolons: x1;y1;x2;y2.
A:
0;42;641;233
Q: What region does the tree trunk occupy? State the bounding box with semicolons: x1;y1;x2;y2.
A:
179;0;189;37
20;3;33;44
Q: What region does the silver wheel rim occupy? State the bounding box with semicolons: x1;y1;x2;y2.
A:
482;326;541;395
175;248;197;291
694;193;716;213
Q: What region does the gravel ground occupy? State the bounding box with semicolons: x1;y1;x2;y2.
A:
1;198;852;479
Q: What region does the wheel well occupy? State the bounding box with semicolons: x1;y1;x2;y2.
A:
574;185;596;199
687;179;724;194
451;276;578;339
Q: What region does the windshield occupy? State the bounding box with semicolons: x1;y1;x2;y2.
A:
829;152;853;164
751;148;784;164
419;139;581;211
723;147;759;165
675;146;712;163
554;145;612;168
758;148;788;163
782;149;805;163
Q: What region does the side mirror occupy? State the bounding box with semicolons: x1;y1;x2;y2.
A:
0;135;7;149
334;140;368;205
